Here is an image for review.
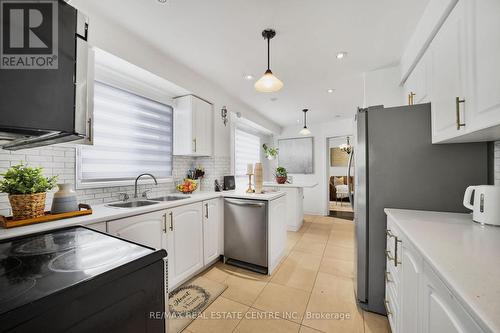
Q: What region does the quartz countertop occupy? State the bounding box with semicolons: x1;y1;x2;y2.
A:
263;181;318;188
0;191;285;241
385;208;500;333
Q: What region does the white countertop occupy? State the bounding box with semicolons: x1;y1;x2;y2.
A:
0;190;285;240
263;181;318;188
385;208;500;333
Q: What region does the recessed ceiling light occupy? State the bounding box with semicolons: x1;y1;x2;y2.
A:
336;52;347;59
327;89;335;93
243;74;254;80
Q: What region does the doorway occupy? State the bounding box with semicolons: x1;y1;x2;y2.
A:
327;136;354;220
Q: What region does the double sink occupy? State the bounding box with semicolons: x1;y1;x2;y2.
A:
107;195;190;208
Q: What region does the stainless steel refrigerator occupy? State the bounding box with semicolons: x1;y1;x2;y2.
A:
353;103;489;314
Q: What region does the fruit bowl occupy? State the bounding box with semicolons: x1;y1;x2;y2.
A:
176;179;198;194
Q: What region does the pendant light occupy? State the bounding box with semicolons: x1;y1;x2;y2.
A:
299;109;311;135
254;29;284;93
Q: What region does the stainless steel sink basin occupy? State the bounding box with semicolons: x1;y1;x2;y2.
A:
107;200;159;208
150;195;190;202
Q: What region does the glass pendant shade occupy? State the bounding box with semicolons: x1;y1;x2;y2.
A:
255;69;284;93
299;127;311;136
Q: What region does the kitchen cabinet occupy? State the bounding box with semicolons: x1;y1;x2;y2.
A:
167;202;204;288
202;198;221;265
107;211;166;249
430;0;467;143
173;95;213;156
464;0;500;134
385;214;486;333
268;195;286;274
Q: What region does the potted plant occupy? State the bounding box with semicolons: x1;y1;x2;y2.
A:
0;163;57;220
262;144;278;160
275;166;288;184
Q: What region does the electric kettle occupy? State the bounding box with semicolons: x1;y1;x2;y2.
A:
463;185;500;226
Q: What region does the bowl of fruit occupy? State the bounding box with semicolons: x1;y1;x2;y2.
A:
176;179;198;194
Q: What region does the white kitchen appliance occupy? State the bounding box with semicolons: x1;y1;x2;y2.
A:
463;185;500;226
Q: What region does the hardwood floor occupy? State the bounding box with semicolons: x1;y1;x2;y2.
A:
184;215;390;333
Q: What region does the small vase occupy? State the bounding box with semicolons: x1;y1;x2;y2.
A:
276;176;287;184
51;184;78;214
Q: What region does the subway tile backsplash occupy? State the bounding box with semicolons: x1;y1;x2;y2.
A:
0;146;230;216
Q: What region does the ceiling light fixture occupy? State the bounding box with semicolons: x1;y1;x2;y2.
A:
254;29;283;93
327;88;335;93
336;51;347;59
299;109;311;136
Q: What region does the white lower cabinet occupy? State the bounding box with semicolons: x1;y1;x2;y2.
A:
106;199;223;291
268;195;287;274
202;198;221;265
386;216;485;333
167;203;204;288
107;211;166;249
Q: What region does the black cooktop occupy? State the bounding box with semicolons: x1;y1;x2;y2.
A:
0;226;154;314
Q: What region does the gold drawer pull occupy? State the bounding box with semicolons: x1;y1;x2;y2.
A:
456;97;466;130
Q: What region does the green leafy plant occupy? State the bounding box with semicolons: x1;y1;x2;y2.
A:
275;166;287;177
262;144;278;160
0;163;57;195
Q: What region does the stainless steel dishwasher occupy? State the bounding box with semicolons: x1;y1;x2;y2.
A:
223;198;268;274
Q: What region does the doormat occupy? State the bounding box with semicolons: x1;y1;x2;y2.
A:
168;275;227;333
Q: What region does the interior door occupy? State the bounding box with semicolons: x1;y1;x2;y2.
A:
203;199;220;265
167;203;203;288
430;1;467;142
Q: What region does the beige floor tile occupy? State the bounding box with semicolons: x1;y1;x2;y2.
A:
299;326;323;333
234;308;301;333
294;237;327;256
364;311;390;333
297;222;312;233
301;232;329;243
331;220;355;232
328;232;355;249
312;272;354;302
187;297;248;333
319;257;354;278
323;244;355;262
222;272;268;306
304;215;317;223
302;293;364;333
271;251;322;291
313;216;336;225
253;282;310;324
201;262;237;283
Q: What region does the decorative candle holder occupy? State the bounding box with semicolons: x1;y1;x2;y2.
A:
246;173;254;193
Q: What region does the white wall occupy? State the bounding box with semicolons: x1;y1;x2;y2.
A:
275;118;355;215
363;65;405;108
71;0;282;159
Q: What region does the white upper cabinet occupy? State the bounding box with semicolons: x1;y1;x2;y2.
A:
430;0;467;143
173;95;213;156
465;0;500;135
403;0;500;143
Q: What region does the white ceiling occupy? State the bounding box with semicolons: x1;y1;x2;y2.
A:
83;0;428;127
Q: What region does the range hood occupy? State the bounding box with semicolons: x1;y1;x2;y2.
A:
0;0;93;150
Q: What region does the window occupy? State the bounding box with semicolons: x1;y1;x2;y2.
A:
77;80;173;187
234;128;261;176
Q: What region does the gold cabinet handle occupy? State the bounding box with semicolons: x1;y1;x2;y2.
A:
384;299;393;316
162;213;167;233
394;237;402;267
205;203;209;219
385;271;393;283
408;92;416;105
169;212;174;231
456;97;466;130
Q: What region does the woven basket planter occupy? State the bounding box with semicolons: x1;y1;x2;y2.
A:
9;193;47;220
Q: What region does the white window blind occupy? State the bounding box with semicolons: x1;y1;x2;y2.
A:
79;81;173;184
234;128;260;176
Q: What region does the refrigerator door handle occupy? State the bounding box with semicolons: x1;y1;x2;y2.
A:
347;149;354;207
